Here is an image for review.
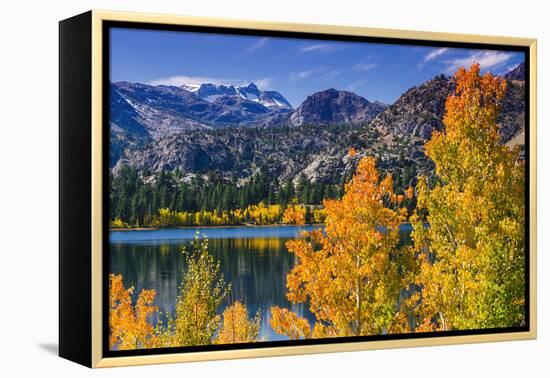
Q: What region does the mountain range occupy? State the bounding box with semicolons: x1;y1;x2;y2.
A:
110;63;526;186
182;82;293;111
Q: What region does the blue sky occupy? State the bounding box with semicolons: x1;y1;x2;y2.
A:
110;28;525;107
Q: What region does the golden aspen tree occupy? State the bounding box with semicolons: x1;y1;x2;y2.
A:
412;63;525;331
270;307;312;340
216;301;261;344
282;204;306;225
271;156;414;338
173;234;231;346
109;274;159;350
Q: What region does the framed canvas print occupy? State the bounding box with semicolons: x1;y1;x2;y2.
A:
59;10;537;368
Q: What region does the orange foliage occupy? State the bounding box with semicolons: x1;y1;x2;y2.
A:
413;63;525;330
270;307;312;340
282;204;307;225
271;156;414;338
216;301;261;344
109;274;159;350
426;63;507;183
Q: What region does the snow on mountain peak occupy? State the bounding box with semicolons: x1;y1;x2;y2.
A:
181;84;200;92
181;81;292;110
243;82;259;91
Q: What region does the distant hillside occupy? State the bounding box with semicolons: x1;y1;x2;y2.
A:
183;82;293;111
111;81;291;132
110;65;525;190
504;62;525;81
370;65;525;145
289;88;387;126
370;75;453;140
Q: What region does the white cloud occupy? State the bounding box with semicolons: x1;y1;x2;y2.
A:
244;37;268;53
300;43;333;53
444;51;513;73
290;68;320;81
346;79;368;92
148;75;274;90
254;77;274;90
501;64;521;75
320;70;340;81
505;64;518;72
352;62;377;72
290;67;340;82
148;75;235;87
424;48;449;62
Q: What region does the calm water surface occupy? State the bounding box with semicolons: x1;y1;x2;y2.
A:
110;224;413;341
110;225;322;341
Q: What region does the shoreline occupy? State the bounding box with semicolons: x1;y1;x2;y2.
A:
109;223;414;232
109;223;325;232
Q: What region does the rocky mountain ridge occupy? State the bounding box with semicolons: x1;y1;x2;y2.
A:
183;82;293;111
111;63;526;187
503;62;525;81
370;69;525;145
289;88;387;126
370;75;453;140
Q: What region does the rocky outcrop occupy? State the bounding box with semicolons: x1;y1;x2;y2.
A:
113;124;361;184
289;89;386;126
113;133;236;175
503;62;525;81
371;75;453;140
499;80;525;144
371;72;525;143
299;155;345;184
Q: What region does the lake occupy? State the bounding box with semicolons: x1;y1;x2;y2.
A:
109;224;413;341
110;225;323;341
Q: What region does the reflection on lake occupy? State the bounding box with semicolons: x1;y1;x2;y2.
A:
109;225;321;341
